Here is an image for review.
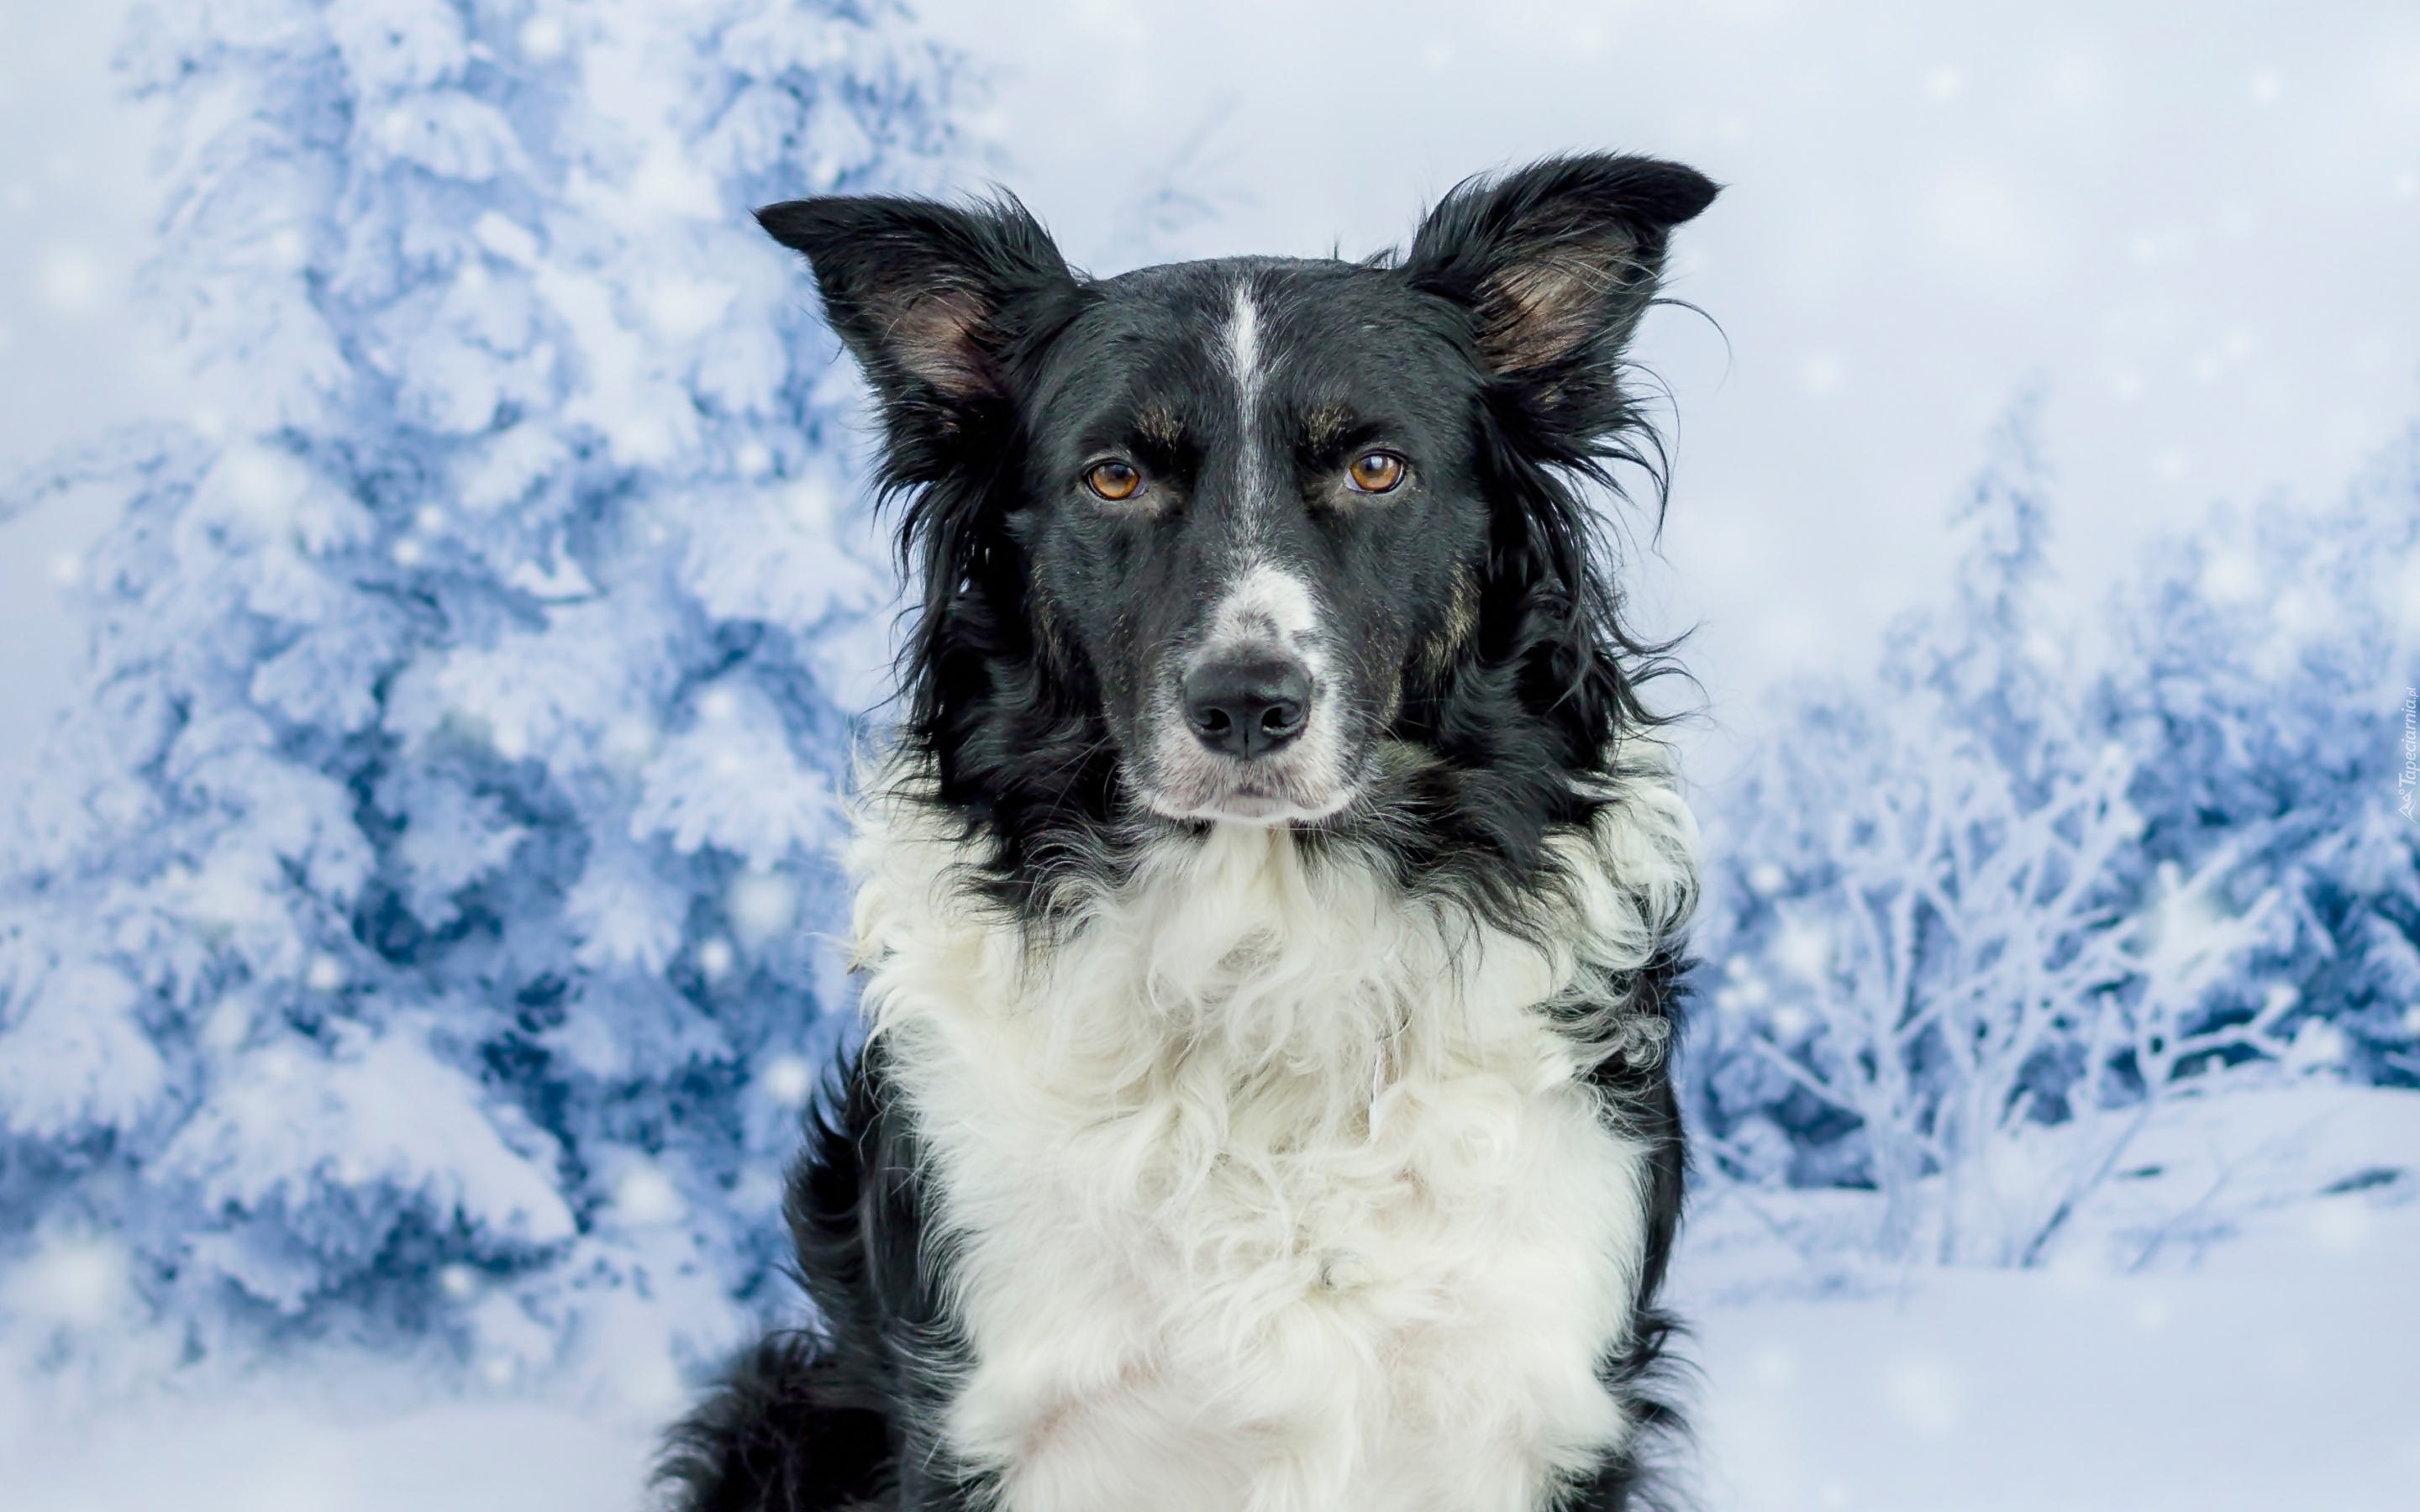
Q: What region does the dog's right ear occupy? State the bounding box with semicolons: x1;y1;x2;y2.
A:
756;195;1077;461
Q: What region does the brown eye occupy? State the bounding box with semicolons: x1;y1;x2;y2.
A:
1085;459;1143;501
1346;451;1406;494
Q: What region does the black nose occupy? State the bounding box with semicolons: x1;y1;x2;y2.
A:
1182;658;1312;759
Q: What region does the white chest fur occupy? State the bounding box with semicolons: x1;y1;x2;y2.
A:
850;765;1697;1512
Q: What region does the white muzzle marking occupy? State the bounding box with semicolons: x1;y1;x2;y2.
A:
1146;563;1353;826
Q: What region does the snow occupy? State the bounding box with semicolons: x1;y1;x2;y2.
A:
1680;1084;2420;1511
1689;1236;2419;1512
1691;404;2418;1274
0;0;958;1413
0;2;2413;1505
6;1085;2411;1510
7;1393;658;1512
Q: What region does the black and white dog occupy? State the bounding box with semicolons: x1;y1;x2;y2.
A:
664;154;1717;1512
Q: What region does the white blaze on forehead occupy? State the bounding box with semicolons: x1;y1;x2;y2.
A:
1223;279;1269;529
1222;279;1264;408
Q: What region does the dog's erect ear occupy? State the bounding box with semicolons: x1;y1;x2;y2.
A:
756;194;1076;434
1405;155;1717;383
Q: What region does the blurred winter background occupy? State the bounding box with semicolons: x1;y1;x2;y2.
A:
1;2;2415;1509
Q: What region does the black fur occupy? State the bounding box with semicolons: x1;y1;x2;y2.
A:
664;1043;988;1510
662;155;1717;1511
1574;951;1697;1509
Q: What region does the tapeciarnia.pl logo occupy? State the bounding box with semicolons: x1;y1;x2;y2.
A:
2401;686;2417;821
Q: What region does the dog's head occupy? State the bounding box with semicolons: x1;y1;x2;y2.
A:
760;157;1714;890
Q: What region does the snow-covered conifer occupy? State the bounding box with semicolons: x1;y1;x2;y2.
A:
0;0;959;1397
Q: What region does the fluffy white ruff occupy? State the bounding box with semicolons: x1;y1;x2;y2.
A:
849;753;1697;1512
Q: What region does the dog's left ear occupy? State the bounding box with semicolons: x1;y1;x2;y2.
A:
1406;155;1717;422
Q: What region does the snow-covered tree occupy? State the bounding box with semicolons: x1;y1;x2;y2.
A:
1686;406;2381;1266
0;0;959;1398
2098;432;2420;1092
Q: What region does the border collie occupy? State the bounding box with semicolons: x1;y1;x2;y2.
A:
662;153;1718;1512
